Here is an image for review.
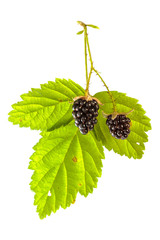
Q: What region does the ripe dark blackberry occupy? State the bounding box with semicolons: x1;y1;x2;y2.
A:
72;98;99;135
106;114;131;140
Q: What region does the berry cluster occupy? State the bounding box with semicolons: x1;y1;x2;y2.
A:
106;114;131;140
72;98;99;135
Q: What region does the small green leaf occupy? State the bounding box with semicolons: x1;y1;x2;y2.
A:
87;24;99;29
94;91;151;159
29;122;104;219
77;30;84;35
8;79;84;131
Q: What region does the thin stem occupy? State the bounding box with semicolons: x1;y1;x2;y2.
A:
84;32;93;96
93;68;117;112
86;35;93;68
84;26;88;94
86;33;116;111
77;21;90;96
87;68;92;87
77;20;116;112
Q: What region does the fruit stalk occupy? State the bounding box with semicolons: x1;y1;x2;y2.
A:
78;20;117;112
84;25;88;95
93;68;117;112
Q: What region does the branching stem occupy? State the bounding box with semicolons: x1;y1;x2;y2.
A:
77;21;116;112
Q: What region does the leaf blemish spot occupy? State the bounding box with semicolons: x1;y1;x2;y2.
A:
72;156;77;162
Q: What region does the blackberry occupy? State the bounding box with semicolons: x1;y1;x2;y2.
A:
106;114;131;140
72;98;99;135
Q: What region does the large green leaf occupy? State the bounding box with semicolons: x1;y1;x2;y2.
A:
8;79;84;131
94;91;151;159
29;122;104;219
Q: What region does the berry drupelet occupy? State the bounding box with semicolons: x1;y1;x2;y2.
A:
106;114;131;140
72;98;99;135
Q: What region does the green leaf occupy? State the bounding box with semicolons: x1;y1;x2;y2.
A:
77;30;84;35
87;24;99;29
8;79;84;131
29;122;104;219
94;91;151;159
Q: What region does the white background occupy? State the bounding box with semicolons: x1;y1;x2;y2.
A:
0;0;159;239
